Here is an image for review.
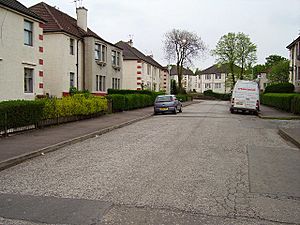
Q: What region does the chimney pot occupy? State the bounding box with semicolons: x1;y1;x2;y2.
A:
76;7;88;32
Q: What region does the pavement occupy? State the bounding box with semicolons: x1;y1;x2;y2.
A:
0;101;300;172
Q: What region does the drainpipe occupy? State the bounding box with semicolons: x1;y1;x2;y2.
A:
76;39;79;89
82;38;86;90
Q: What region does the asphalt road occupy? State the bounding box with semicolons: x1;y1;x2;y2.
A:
0;101;299;225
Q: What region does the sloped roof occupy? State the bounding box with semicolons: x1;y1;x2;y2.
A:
199;64;240;75
169;65;194;76
30;2;121;49
0;0;44;22
115;41;164;69
287;36;300;49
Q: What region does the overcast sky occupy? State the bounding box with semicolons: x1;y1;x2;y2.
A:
23;0;300;70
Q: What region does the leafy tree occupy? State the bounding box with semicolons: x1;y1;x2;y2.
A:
267;59;290;83
164;29;207;93
171;79;178;95
265;55;287;69
212;32;257;89
252;64;267;78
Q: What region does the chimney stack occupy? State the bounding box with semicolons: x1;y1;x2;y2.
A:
127;39;133;47
76;7;88;32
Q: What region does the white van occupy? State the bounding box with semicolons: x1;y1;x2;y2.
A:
230;80;260;114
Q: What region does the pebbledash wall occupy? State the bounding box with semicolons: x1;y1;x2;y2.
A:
43;33;83;97
0;5;44;101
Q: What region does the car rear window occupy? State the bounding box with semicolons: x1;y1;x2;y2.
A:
156;96;172;102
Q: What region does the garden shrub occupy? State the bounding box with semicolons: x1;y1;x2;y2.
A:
0;100;44;130
260;93;298;112
203;90;231;101
264;83;294;93
291;95;300;114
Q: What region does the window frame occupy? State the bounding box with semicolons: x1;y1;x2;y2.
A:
24;20;33;46
96;75;106;91
70;72;75;88
24;68;34;93
70;38;75;55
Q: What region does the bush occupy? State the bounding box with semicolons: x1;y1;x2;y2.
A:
264;83;295;93
291;95;300;114
108;94;126;112
41;94;108;119
176;94;193;102
0;100;44;130
203;90;231;101
261;93;298;112
108;94;153;112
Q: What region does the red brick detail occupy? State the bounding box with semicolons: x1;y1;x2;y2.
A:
164;86;167;88
164;78;167;80
39;34;43;40
137;71;142;75
137;88;141;90
62;92;70;97
137;77;142;80
39;23;44;28
164;82;167;85
137;82;141;85
39;47;43;53
137;65;142;69
39;71;43;77
39;83;44;89
39;59;43;65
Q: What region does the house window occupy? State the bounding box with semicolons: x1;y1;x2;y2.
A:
112;50;121;66
24;68;33;93
205;74;211;80
70;39;74;55
112;78;120;89
24;20;33;46
147;64;151;75
95;44;107;62
70;72;75;88
96;75;106;91
205;83;211;89
215;83;221;89
215;73;221;79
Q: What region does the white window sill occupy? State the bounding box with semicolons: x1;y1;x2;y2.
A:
22;61;36;66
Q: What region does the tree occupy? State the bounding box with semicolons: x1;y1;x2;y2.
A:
164;29;207;93
265;55;287;69
212;32;257;89
267;59;290;83
170;79;178;95
252;64;267;78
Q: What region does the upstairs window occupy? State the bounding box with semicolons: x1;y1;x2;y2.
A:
215;73;221;79
70;39;74;55
205;74;211;80
24;20;33;46
95;43;107;62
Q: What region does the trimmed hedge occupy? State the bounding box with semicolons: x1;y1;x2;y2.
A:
108;94;153;112
264;83;294;93
0;100;44;130
260;93;298;112
41;94;108;119
203;90;231;101
291;95;300;114
176;94;192;102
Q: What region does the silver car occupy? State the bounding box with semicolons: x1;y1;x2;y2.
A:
154;95;182;115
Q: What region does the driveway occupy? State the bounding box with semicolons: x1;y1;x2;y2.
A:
0;101;299;225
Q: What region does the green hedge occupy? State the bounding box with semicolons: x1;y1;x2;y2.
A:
41;94;108;119
203;90;231;101
291;95;300;114
260;93;298;112
176;94;192;102
264;83;295;93
108;94;153;112
0;100;44;130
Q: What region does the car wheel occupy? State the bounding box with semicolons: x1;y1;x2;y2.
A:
179;107;182;113
173;108;177;114
230;108;234;114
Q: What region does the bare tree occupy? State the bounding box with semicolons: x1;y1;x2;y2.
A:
164;29;207;93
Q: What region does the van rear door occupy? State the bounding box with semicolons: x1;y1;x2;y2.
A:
233;81;258;110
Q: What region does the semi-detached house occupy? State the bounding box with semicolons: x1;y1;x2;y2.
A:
287;35;300;93
115;40;169;92
0;0;45;101
30;2;123;97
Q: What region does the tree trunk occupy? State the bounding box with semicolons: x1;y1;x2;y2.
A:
177;62;183;93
